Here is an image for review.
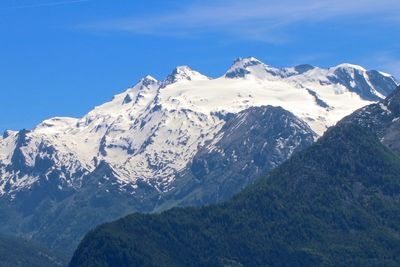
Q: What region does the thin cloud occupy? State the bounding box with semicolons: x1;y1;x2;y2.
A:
79;0;400;43
1;0;90;10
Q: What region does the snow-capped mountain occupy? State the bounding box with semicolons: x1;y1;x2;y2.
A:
0;57;398;197
0;57;398;253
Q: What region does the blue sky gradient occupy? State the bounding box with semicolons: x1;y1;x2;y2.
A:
1;0;399;132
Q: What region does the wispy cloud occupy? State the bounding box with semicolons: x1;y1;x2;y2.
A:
79;0;400;43
1;0;90;10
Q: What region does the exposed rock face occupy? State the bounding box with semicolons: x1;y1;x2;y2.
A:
341;86;400;154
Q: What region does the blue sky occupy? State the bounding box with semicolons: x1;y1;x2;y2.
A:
1;0;400;132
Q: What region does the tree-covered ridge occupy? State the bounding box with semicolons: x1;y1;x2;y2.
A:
70;123;400;267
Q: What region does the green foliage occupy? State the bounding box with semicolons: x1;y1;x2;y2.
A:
70;124;400;267
0;235;67;267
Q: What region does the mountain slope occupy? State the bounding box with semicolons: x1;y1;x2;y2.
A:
0;106;316;254
341;85;400;153
158;105;317;209
0;58;398;254
70;123;400;267
0;235;67;267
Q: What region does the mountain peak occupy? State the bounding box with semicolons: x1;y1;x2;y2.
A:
127;75;158;92
233;56;263;66
225;56;284;79
331;63;367;72
139;75;158;87
175;65;194;72
142;74;157;82
163;66;209;86
226;57;264;78
293;64;315;74
2;130;17;139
